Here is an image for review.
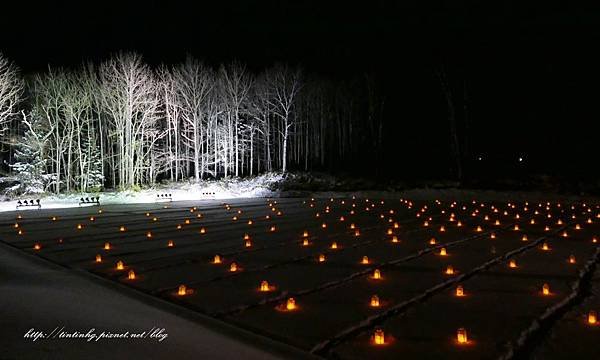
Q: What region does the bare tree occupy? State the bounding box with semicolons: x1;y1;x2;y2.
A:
0;53;23;136
267;64;302;173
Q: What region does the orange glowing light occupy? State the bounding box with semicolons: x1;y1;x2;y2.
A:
302;238;309;246
456;285;465;297
230;262;238;272
200;227;206;234
445;265;455;275
146;231;152;238
167;240;174;247
104;242;111;250
373;329;385;345
542;283;550;296
589;311;597;325
439;247;448;256
456;328;468;344
373;269;382;280
476;226;483;232
270;226;276;232
95;254;102;263
318;254;326;262
77;224;83;230
119;226;126;232
178;284;187;296
286;297;296;310
116;261;124;270
392;236;399;243
361;256;370;264
509;259;518;268
260;280;271;292
370;295;380;307
33;243;41;251
541;242;550;251
128;270;136;280
213;255;222;264
522;235;528;241
429;237;437;245
569;255;576;264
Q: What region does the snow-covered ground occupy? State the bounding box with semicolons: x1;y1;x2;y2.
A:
0;173;284;213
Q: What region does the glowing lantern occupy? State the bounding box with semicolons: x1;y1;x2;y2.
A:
495;219;501;225
116;261;124;270
213;255;222;264
373;329;385;345
286;297;296;310
260;280;270;292
354;229;361;237
522;235;528;242
104;242;111;250
145;212;150;217
509;259;518;268
318;254;326;262
230;262;238;272
340;216;345;221
177;224;182;230
490;233;496;239
350;223;356;229
542;283;550;296
120;226;126;232
541;242;550;251
568;255;576;264
456;328;468;344
457;221;463;227
557;219;563;225
387;228;393;235
373;269;382;280
513;225;519;231
200;228;206;234
178;284;187;296
89;216;95;221
302;238;309;246
245;239;252;248
429;238;437;245
593;237;598;244
98;209;103;214
456;285;465;297
14;223;19;228
330;241;339;250
152;217;158;222
270;226;276;232
77;224;83;230
424;221;429;227
322;223;327;229
589;311;597;325
370;295;380;307
440;226;446;232
52;216;57;221
476;226;483;232
392;236;399;243
128;270;136;280
361;256;370;264
303;230;309;237
530;219;535;225
95;254;102;263
394;222;399;229
439;247;448;256
544;226;550;231
247;220;253;225
146;231;152;238
167;240;174;248
244;233;251;240
445;265;455;275
575;224;581;230
562;231;568;238
33;243;41;251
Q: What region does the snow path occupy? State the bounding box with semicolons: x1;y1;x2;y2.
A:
500;245;600;359
310;223;571;355
0;241;309;360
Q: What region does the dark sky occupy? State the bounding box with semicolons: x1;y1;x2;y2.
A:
3;1;600;182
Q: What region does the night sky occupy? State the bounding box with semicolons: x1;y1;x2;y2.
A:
3;1;600;183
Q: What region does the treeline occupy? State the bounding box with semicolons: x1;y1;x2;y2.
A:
0;52;385;193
